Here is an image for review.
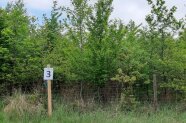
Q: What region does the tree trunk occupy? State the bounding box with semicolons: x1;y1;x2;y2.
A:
80;81;84;102
153;74;158;111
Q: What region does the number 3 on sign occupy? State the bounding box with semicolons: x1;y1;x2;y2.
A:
46;71;51;77
44;68;53;80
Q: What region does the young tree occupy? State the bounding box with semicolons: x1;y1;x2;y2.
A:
145;0;185;101
0;9;12;93
42;0;62;53
61;0;92;100
87;0;114;86
86;0;127;100
1;0;43;94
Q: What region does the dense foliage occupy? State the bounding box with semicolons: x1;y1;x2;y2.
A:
0;0;185;103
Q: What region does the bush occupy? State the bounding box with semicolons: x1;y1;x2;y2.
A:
117;90;139;111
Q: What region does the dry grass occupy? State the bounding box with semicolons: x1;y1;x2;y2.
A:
3;91;45;117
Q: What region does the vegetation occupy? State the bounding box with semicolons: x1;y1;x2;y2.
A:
1;96;186;123
0;0;186;122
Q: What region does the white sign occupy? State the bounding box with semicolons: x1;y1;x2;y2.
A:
44;68;53;80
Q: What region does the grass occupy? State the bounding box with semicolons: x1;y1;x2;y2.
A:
1;93;186;123
1;102;186;123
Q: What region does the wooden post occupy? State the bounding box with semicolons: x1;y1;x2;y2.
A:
47;64;52;117
153;74;158;112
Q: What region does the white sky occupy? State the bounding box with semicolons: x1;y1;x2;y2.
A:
0;0;186;25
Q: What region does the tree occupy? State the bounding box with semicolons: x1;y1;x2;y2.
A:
0;8;12;93
145;0;185;101
62;0;91;50
0;0;43;94
84;0;129;101
61;0;92;100
42;0;62;53
87;0;114;86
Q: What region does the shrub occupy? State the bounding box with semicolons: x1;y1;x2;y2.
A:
117;90;139;111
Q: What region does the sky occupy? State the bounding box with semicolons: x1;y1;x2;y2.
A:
0;0;186;25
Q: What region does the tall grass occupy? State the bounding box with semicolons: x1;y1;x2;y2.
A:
0;94;186;123
1;104;186;123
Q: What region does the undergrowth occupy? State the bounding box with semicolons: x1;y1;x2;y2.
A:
0;92;186;123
